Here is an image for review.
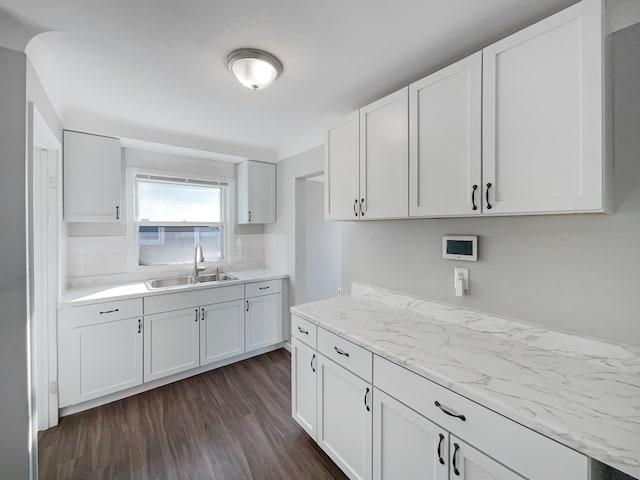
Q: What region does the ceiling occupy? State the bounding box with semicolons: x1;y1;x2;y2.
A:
0;0;579;160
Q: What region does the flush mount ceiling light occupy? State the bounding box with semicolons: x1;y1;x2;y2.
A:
226;48;283;91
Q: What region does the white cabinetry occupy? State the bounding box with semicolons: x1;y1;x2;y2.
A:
317;354;372;480
291;337;317;440
325;88;408;221
359;88;409;219
373;388;448;480
63;130;122;222
409;52;482;217
58;299;143;407
325;112;360;220
482;0;607;214
245;279;283;352
144;308;200;382
237;160;276;224
451;437;525;480
200;299;245;366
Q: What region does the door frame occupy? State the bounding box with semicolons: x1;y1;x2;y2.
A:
29;103;62;432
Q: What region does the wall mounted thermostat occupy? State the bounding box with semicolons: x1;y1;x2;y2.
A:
443;235;477;261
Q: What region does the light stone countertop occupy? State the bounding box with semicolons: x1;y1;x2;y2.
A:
291;283;640;479
59;269;288;307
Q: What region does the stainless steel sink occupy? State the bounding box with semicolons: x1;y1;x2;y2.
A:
145;273;238;290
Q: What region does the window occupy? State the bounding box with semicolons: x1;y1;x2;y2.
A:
135;175;228;267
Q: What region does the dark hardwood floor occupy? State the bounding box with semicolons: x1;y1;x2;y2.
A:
39;349;347;480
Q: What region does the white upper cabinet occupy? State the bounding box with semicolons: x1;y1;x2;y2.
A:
63;130;122;222
237;160;276;224
409;52;482;217
325;112;360;220
482;0;607;215
359;88;409;219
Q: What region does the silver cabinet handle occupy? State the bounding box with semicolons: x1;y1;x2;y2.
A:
297;326;309;335
434;401;466;421
99;308;119;315
334;346;349;357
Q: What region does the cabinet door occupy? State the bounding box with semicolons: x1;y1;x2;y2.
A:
409;53;482;217
451;436;524;480
360;88;409;219
482;0;605;214
63;130;122;222
373;389;448;480
317;355;372;480
144;308;200;382
291;338;317;440
245;293;283;351
200;300;245;366
58;317;142;407
325;112;360;220
238;160;276;224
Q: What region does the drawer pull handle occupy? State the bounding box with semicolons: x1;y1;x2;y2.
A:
452;442;461;476
246;300;249;312
434;401;466;421
137;319;141;334
195;308;199;322
364;387;370;411
259;286;270;290
297;326;309;335
311;353;316;373
99;308;119;315
360;198;365;217
334;346;349;357
471;184;478;211
437;433;445;465
353;199;358;217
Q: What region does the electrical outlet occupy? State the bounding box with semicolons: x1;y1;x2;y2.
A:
337;288;342;296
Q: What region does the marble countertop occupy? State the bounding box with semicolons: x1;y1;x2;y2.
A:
60;269;288;307
291;283;640;479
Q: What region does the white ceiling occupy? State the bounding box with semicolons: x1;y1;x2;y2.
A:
1;0;579;160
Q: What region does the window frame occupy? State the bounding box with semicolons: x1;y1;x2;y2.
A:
126;167;234;272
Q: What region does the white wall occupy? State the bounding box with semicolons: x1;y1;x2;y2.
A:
0;45;30;479
341;23;640;347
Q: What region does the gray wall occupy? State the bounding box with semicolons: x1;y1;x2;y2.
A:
0;46;30;479
302;178;342;303
342;23;640;347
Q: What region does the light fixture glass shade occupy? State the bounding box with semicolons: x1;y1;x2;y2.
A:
226;48;283;91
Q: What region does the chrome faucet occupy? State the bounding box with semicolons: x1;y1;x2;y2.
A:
193;244;205;279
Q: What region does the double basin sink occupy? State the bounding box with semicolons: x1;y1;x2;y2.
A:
145;272;238;290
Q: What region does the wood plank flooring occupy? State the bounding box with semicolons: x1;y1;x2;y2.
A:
38;349;347;480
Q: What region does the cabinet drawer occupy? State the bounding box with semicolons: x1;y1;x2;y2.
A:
245;279;282;298
60;298;143;328
144;285;244;315
318;328;372;382
374;355;588;480
291;315;317;348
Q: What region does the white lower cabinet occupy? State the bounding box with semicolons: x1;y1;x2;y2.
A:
200;299;245;366
144;308;200;382
451;436;524;480
59;317;143;407
291;338;317;440
245;293;283;351
317;354;372;480
293;326;588;480
373;388;448;480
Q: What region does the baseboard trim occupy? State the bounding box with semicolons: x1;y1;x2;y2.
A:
59;342;286;417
